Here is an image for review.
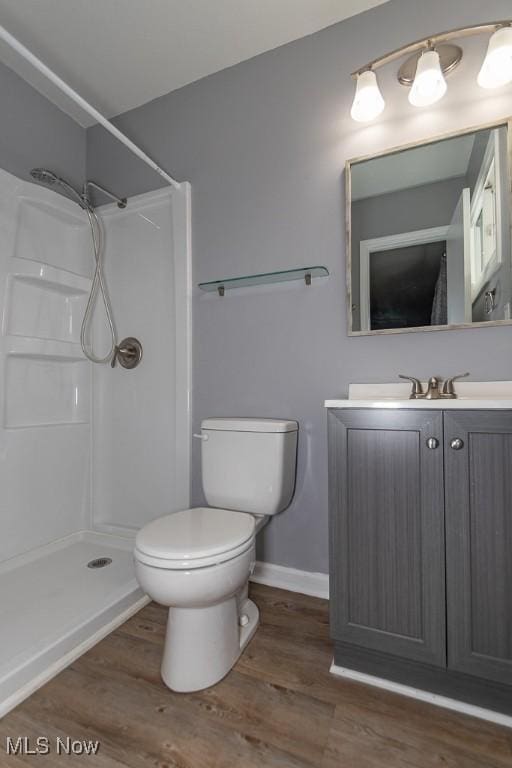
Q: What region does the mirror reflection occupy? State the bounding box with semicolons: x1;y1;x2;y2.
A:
348;123;511;334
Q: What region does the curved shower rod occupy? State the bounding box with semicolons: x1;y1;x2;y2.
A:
0;24;181;190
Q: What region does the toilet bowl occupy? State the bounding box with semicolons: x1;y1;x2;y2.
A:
134;417;298;692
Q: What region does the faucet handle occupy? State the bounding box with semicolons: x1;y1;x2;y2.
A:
399;375;424;399
110;337;143;369
442;372;469;396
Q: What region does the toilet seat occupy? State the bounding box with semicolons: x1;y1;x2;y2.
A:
134;507;255;570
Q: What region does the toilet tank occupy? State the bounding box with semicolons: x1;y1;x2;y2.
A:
200;418;298;516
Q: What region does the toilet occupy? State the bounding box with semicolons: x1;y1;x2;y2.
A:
134;417;298;692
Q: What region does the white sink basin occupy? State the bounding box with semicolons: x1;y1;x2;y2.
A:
325;381;512;409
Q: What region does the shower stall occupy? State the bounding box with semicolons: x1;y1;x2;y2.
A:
0;166;191;716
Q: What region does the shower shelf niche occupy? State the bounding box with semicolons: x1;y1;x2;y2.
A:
5;262;91;343
5;337;85;362
4;339;88;428
14;198;91;276
198;265;329;296
9;260;92;295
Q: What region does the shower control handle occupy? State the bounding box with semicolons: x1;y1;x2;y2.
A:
111;337;143;369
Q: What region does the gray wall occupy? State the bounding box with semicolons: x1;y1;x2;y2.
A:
87;0;512;575
352;178;464;244
1;60;85;188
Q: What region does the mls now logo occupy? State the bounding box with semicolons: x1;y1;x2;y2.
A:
6;736;100;756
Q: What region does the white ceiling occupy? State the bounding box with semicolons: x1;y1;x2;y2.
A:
352;133;478;201
0;0;388;127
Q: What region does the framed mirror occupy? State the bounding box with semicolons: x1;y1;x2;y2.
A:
346;120;512;335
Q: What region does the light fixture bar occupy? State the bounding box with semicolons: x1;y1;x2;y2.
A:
351;20;511;77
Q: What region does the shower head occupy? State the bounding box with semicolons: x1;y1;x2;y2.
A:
30;169;126;212
30;168;59;185
30;167;91;210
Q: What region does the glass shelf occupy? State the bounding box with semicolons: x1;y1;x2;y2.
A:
198;266;329;296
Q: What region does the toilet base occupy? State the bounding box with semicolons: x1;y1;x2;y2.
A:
161;597;259;692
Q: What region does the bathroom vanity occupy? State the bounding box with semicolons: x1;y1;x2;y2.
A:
326;382;512;715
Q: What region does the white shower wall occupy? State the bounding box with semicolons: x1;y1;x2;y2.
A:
92;186;192;532
0;168;93;562
0;173;190;715
0;172;191;561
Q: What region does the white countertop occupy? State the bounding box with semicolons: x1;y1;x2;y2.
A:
325;381;512;410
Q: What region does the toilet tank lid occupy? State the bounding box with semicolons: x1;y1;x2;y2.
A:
201;417;298;433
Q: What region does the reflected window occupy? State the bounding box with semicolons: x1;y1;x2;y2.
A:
471;152;498;295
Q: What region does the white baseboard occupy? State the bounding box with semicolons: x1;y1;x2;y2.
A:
250;561;329;599
330;662;512;730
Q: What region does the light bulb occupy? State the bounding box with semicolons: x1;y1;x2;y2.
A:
409;49;447;107
350;70;385;123
478;26;512;89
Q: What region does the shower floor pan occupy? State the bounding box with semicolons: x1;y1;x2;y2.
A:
0;530;148;717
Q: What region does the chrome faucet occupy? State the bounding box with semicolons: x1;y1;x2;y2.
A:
424;376;441;400
399;373;469;400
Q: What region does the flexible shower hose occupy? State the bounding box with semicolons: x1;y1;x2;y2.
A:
80;206;117;364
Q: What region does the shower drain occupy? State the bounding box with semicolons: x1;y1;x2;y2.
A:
87;557;113;569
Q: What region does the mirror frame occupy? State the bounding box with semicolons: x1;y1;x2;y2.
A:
345;117;512;336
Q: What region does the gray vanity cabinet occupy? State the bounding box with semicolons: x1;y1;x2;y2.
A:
328;409;446;666
444;411;512;687
328;407;512;703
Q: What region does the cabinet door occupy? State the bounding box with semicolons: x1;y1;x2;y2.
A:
445;411;512;685
328;409;446;666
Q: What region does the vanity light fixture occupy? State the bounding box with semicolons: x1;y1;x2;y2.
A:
478;26;512;89
350;69;385;122
408;48;447;107
350;21;512;122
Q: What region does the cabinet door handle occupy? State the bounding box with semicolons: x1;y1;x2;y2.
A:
426;437;439;449
450;438;464;450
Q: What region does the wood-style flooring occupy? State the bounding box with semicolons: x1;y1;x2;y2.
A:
1;583;511;767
